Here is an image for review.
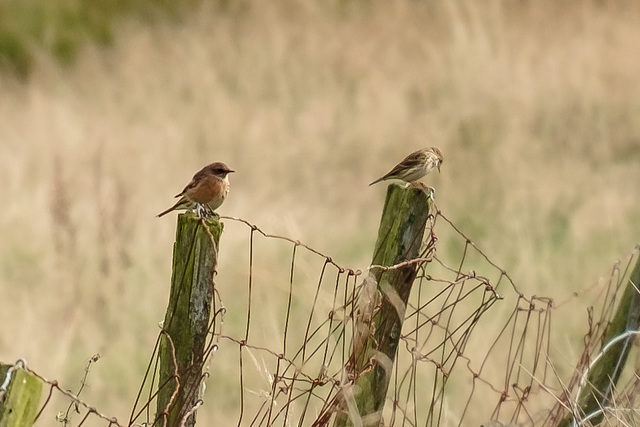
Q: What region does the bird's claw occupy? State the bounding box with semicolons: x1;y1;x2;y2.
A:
408;182;436;199
194;204;220;220
195;204;207;218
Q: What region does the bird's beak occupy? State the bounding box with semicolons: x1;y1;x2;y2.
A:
229;170;235;173
437;164;441;173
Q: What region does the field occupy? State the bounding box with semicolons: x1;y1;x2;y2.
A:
1;1;640;425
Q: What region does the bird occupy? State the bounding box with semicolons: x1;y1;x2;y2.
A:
157;162;234;218
369;147;443;186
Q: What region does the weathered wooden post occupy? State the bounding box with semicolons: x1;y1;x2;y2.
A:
558;249;640;426
156;213;222;427
0;361;42;427
331;183;432;427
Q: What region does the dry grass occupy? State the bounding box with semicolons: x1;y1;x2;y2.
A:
1;0;640;424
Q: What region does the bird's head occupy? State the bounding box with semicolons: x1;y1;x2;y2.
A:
209;162;235;178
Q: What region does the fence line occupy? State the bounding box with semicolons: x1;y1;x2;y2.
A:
1;208;638;426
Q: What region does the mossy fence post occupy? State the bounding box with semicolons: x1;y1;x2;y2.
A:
0;362;42;427
559;248;640;426
332;183;432;427
156;213;222;427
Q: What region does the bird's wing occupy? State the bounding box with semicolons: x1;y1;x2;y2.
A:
383;150;427;177
175;166;210;197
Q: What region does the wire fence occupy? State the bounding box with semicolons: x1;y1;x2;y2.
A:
2;206;639;426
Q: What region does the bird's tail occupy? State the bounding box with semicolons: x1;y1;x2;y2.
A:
156;196;192;217
369;177;385;186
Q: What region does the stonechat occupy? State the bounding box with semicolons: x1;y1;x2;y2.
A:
157;162;234;218
369;147;443;186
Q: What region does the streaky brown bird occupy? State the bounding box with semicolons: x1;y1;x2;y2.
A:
370;147;443;186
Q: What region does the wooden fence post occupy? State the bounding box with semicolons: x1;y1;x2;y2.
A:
332;183;432;427
0;362;42;427
558;250;640;426
156;213;223;427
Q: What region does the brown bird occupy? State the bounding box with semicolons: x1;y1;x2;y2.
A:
369;147;443;186
157;162;234;218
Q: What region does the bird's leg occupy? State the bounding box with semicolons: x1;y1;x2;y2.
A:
200;204;220;220
195;203;207;218
408;182;436;200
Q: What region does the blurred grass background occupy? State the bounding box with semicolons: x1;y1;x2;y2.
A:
1;0;640;424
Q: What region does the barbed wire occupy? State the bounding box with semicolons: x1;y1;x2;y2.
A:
2;211;637;426
4;359;123;426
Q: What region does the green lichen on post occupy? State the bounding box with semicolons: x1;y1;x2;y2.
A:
333;184;432;427
0;365;43;427
559;250;640;426
156;213;223;427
